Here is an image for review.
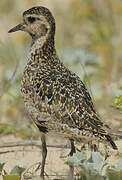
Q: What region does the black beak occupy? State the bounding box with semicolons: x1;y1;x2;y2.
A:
8;24;24;33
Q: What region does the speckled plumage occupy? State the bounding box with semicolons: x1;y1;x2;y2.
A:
9;6;117;150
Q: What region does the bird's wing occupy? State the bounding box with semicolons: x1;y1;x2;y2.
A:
38;68;108;136
34;64;117;150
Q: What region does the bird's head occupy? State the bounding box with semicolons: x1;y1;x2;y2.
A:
8;6;55;41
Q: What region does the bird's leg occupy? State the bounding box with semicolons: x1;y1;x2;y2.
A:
40;134;47;179
68;139;76;180
88;140;98;152
69;139;76;156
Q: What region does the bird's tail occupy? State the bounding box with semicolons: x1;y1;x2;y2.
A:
105;134;118;150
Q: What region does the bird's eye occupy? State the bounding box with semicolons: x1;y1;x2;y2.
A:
27;17;36;23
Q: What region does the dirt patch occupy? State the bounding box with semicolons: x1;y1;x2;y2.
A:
0;135;69;180
0;135;121;180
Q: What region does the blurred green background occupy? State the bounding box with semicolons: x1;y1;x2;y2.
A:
0;0;122;139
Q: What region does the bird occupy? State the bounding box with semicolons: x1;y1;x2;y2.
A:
8;6;117;179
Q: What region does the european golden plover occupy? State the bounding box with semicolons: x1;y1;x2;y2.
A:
8;6;117;179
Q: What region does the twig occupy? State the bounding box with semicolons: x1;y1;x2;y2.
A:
0;149;42;155
0;130;121;151
0;140;70;149
0;150;15;154
108;130;122;138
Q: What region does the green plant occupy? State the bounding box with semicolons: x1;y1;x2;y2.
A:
106;158;122;180
114;95;122;111
0;163;6;175
0;162;26;180
66;151;122;180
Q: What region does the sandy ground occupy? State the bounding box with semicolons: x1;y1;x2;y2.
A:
0;135;122;180
0;135;70;180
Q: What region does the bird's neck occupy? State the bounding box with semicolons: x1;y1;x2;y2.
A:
30;34;56;61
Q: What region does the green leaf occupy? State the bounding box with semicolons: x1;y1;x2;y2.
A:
3;174;19;180
114;95;122;111
106;169;122;180
0;162;6;175
10;165;26;176
66;152;86;166
88;152;102;163
115;95;122;107
87;152;108;174
117;158;122;170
